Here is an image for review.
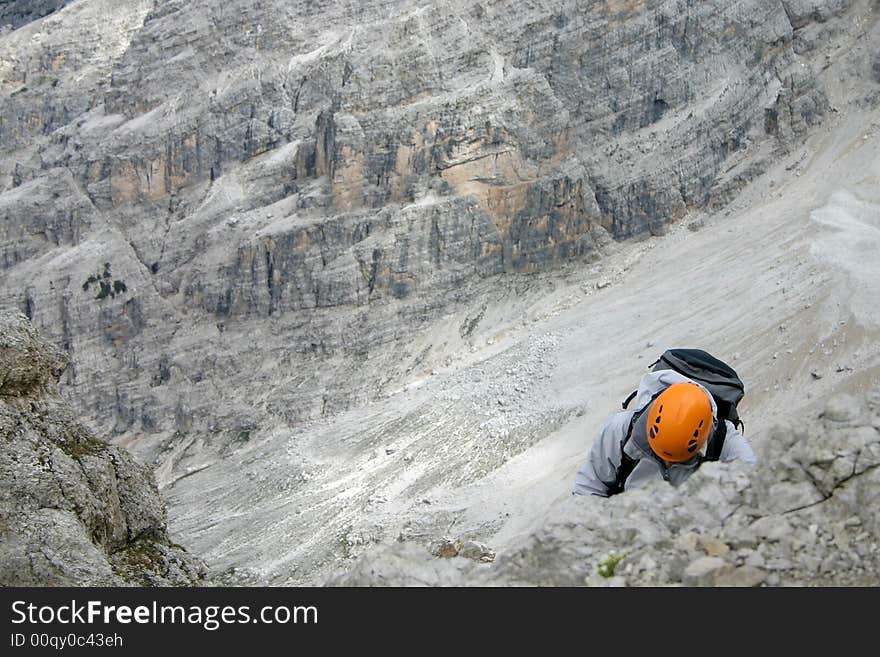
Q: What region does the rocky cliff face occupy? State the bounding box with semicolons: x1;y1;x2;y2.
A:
0;311;205;586
1;0;878;588
2;0;875;483
330;387;880;587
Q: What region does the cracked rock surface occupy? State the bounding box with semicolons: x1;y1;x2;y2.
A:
0;311;206;586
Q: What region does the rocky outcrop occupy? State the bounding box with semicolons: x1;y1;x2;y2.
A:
0;311;206;585
329;387;880;586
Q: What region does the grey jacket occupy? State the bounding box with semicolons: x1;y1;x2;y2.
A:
573;370;756;497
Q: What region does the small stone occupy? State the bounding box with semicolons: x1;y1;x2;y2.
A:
699;538;730;557
821;394;861;422
744;551;766;568
749;516;792;542
430;538;460;558
820;555;836;574
714;566;767;588
766;557;795;571
457;541;496;562
585;573;628;587
810;371;823;380
682;556;728;587
639;555;658;572
674;531;701;554
596;280;610;289
727;529;758;550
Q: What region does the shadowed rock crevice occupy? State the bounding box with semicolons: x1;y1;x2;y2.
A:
0;0;73;30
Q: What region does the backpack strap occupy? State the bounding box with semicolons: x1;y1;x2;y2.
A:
607;423;639;496
621;389;637;410
701;416;745;463
702;416;727;462
608;392;661;496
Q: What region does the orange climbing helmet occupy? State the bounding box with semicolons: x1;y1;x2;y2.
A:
645;382;714;463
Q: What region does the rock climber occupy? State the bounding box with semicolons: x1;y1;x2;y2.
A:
573;350;757;497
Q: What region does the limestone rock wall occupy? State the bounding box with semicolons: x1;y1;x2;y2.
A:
0;0;875;477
